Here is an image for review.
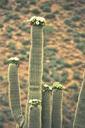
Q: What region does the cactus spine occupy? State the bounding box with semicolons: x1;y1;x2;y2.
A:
73;71;85;128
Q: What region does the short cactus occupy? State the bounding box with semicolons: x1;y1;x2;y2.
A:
52;82;63;128
8;16;85;128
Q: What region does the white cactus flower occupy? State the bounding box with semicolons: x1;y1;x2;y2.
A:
8;57;19;61
36;21;40;25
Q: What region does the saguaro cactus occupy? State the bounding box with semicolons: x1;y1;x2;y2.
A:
73;71;85;128
8;16;85;128
8;57;24;128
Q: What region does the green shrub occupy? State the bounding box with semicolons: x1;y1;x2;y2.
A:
7;42;16;50
45;14;55;19
44;26;56;35
0;22;3;28
73;71;81;80
29;0;37;4
4;12;20;22
31;8;41;15
0;0;8;8
76;42;85;54
6;26;14;33
2;109;14;121
76;7;85;15
18;23;30;33
16;0;28;6
62;3;75;10
0;75;4;82
21;40;31;46
60;70;68;83
0;95;9;106
43;72;52;82
71;15;81;21
40;2;51;12
64;19;77;28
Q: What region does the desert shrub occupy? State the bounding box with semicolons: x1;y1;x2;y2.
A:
7;26;14;33
64;19;77;28
44;26;56;35
0;22;3;28
29;0;37;4
51;70;68;83
79;0;85;3
43;72;52;82
76;41;85;54
31;8;41;15
40;1;51;12
19;48;29;61
76;7;85;15
44;47;57;58
0;75;4;82
0;112;4;128
51;70;60;81
0;95;9;106
0;0;8;8
45;14;55;19
21;40;31;46
71;15;81;21
7;41;16;50
73;71;81;80
2;109;14;121
62;3;75;10
60;70;68;83
4;12;20;22
18;23;30;33
67;28;74;33
16;0;28;6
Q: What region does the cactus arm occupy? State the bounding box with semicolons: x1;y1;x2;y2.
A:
52;82;63;128
29;25;44;99
73;71;85;128
42;84;52;128
28;16;45;100
28;99;41;128
8;57;24;127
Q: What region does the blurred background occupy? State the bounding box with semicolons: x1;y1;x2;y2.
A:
0;0;85;128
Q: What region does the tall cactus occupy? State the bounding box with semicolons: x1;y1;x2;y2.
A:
8;57;24;128
73;71;85;128
28;16;45;128
28;16;45;100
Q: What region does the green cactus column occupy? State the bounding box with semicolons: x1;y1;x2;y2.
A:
52;82;63;128
42;84;52;128
73;71;85;128
8;57;24;128
28;99;41;128
28;16;46;128
28;16;45;100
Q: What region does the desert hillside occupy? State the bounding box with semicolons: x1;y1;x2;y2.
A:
0;0;85;128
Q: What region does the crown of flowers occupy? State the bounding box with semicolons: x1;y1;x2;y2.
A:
30;16;46;26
